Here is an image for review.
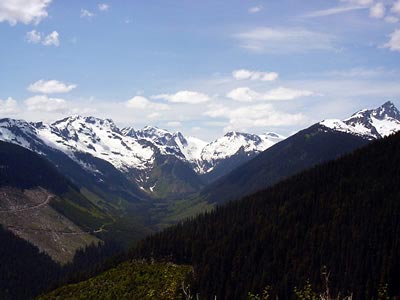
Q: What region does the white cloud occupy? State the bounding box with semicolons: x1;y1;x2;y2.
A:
0;97;19;114
384;29;400;52
98;3;109;11
341;0;373;5
126;96;170;110
303;5;366;17
248;6;263;14
385;15;399;23
147;112;161;119
42;31;60;47
227;87;314;102
0;0;51;25
153;90;211;104
204;103;306;130
234;27;336;53
370;3;386;19
392;0;400;15
226;87;258;102
26;30;60;47
166;121;182;127
26;30;41;44
80;9;94;18
25;95;68;113
28;80;76;94
232;69;279;81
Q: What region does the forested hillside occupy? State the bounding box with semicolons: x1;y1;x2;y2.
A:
201;124;369;205
0;225;62;300
132;132;400;299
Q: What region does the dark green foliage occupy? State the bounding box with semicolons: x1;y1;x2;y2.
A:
58;241;126;287
132;132;400;299
38;261;193;300
202;125;369;205
0;227;124;299
0;225;61;300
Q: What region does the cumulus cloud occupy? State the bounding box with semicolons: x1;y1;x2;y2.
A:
80;9;94;18
384;29;400;52
248;6;263;13
26;30;42;44
234;27;336;53
370;3;386;18
98;3;109;11
153;91;211;104
126;96;170;110
0;97;19;114
42;31;60;46
204;103;306;130
28;80;77;94
227;87;314;102
26;30;60;47
25;95;68;113
0;0;51;25
392;0;400;14
232;69;279;81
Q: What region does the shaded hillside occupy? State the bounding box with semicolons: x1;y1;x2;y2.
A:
202;124;369;205
0;225;61;300
0;141;109;262
132;132;400;299
0;140;70;193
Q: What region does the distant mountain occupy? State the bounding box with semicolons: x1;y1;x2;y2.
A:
0;116;283;197
201;101;400;205
198;131;284;182
132;131;400;299
320;101;400;139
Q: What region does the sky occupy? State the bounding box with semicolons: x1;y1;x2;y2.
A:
0;0;400;141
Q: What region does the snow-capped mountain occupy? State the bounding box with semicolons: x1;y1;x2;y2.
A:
0;115;284;194
198;131;285;174
320;101;400;140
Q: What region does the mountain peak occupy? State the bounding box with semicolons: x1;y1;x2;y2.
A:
374;101;400;120
321;101;400;139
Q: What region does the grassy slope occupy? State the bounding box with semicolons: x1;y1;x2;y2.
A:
38;261;192;300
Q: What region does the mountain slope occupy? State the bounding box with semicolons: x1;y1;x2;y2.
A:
0;141;108;263
201;101;399;205
132;132;400;299
202;125;369;204
0;225;62;300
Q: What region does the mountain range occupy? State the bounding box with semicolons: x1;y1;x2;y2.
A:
0;101;399;264
0;116;284;198
200;101;400;205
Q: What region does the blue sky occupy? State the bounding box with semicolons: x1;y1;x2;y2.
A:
0;0;400;140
